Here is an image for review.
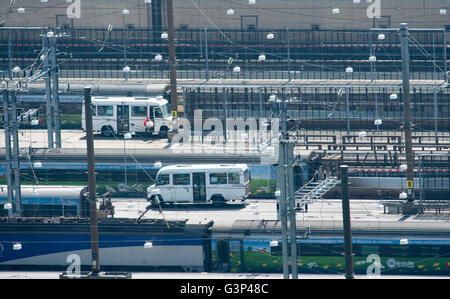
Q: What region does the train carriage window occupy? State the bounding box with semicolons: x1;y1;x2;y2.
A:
358;245;380;256
210;173;227;184
299;244;334;256
216;239;229;263
439;246;450;257
97;105;113;116
173;173;190;185
413;246;440;257
383;245;411;257
131;106;147;117
328;244;344;256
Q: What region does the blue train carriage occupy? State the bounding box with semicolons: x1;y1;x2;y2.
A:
0;185;88;217
0;218;213;272
211;220;450;275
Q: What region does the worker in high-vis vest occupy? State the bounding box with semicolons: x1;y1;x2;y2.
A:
144;118;154;132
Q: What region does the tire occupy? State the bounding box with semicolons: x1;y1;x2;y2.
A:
101;126;114;137
211;195;226;207
159;126;169;138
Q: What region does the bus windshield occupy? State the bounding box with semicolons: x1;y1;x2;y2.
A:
160;103;170;119
244;170;250;183
156;174;170;186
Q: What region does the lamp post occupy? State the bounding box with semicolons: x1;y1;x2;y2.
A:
400;24;415;205
122;9;129;81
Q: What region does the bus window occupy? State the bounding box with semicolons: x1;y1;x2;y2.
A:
244;170;250;183
228;173;241;184
131;106;147;117
173;173;190;185
97;105;114;116
161;103;170;118
154;107;163;119
149;106;154;120
210;173;227;184
156;174;170;186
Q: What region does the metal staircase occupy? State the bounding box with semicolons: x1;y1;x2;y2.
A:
294;175;340;209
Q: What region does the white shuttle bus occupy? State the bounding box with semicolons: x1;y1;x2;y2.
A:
81;96;173;138
147;164;251;206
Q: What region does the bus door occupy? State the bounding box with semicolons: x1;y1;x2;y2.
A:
117;105;130;133
130;106;148;133
153;105;163;131
172;173;192;202
192;173;206;203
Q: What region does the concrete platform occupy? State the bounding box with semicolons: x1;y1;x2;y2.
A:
113;198;450;224
1;129;449;151
0;129;170;150
0;271;447;279
30;77;449;90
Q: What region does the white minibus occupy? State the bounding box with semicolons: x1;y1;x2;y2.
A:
81;96;173;138
147;164;251;206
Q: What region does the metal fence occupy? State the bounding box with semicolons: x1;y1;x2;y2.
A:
182;85;450;135
418;154;450;203
0;27;448;80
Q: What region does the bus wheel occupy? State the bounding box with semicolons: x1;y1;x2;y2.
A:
211;195;226;207
159;127;169;138
150;195;163;206
101;126;114;137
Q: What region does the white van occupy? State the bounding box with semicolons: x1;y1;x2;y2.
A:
147;164;251;206
81;96;173;138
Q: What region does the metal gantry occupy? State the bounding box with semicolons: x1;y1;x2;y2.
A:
2;87;22;217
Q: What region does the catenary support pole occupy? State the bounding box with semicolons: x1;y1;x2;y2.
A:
205;28;209;81
42;31;54;148
10;90;22;216
278;141;289;279
50;36;61;148
286;28;291;81
166;0;178;118
345;86;350;135
8;31;12;80
84;87;100;275
2;89;13;217
340;165;354;279
443;31;447;82
286;142;298;279
400;23;415;203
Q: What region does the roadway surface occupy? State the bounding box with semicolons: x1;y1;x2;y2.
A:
113;198;450;224
1;129;449;151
